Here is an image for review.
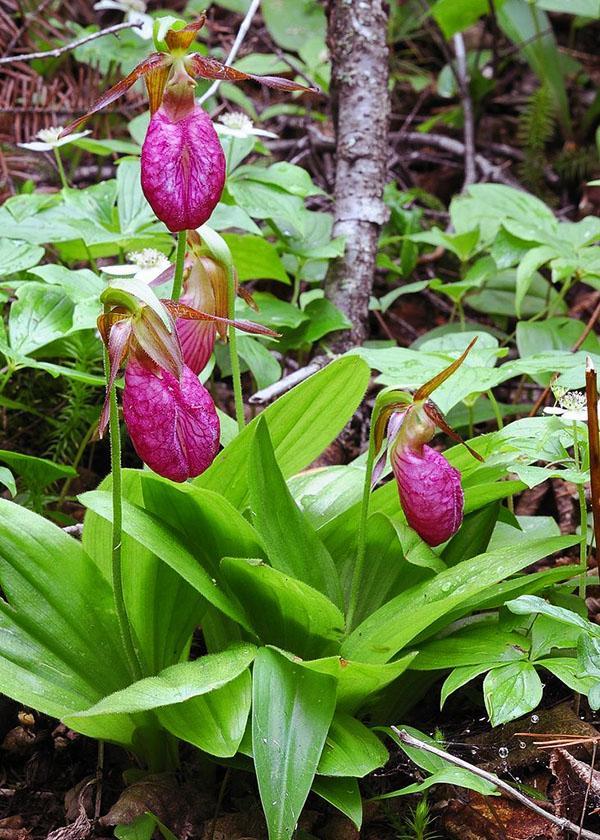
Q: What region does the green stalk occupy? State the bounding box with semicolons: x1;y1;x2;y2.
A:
53;147;69;190
487;389;504;432
171;230;187;302
573;420;589;599
227;263;245;431
346;431;376;633
103;344;143;681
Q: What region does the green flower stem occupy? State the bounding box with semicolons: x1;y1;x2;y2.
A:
103;343;143;681
573;420;589;599
171;230;187;302
487;389;504;432
346;431;376;633
227;263;245;431
53;147;69;190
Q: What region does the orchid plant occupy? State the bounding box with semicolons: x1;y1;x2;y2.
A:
0;12;596;840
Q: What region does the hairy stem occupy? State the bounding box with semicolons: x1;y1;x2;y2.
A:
171;230;187;302
346;432;376;632
227;264;245;431
103;345;143;680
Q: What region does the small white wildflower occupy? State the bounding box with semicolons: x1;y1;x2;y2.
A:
94;0;153;39
543;389;591;422
102;249;171;284
18;126;91;152
216;112;278;140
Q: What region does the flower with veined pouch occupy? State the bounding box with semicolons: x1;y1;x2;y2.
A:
371;338;484;546
98;282;279;481
60;15;317;232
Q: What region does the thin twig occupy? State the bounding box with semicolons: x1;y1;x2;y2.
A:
453;33;476;189
198;0;262;105
0;21;140;65
249;356;331;404
580;741;598;840
2;0;55;58
398;131;523;189
391;728;600;840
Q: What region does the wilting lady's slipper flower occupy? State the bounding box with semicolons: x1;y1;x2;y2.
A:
61;15;316;232
99;284;279;481
372;339;483;546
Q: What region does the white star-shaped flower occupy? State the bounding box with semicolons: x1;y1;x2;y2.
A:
102;249;171;284
18;126;91;152
216;112;278;140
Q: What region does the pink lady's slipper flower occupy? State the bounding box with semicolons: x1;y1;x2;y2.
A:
60;15;316;231
148;230;258;374
372;339;483;546
98;285;278;482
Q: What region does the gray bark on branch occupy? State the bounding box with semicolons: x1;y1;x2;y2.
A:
324;0;390;351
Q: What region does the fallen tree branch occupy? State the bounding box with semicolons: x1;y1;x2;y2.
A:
249;356;331;404
398;131;523;189
198;0;262;106
0;21;140;65
391;727;600;840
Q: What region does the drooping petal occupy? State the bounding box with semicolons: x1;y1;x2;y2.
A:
98;318;133;438
141;104;226;232
177;259;217;374
60;53;170;137
131;307;183;378
186;53;319;94
164;300;281;340
122;358;220;482
391;444;463;547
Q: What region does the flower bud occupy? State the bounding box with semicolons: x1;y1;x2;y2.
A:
141;104;226;232
122;356;220;482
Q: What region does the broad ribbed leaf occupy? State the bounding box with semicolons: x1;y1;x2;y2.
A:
195;356;370;507
311;777;362;829
249;418;342;606
65;644;255;756
81;484;250;630
221;558;344;659
0;500;130;718
253;648;336;840
82;471;205;676
342;535;577;663
318;714;388;777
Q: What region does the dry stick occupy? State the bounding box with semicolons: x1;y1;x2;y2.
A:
580;741;598;840
453;33;476;189
391;728;600;840
197;0;262;106
586;357;600;562
2;0;55;58
0;21;140;65
399;131;523;190
529;297;600;417
249;356;330;404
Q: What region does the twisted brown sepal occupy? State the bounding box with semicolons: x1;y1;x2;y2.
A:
60;53;170;136
586;356;600;561
413;337;478;402
186;53;320;94
423;401;484;462
165;16;206;51
163;300;282;339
